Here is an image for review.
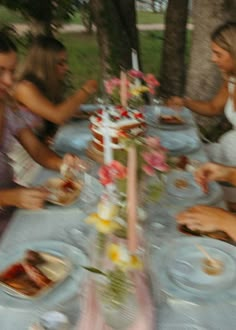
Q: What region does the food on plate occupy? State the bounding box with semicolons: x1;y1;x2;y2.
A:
45;177;82;205
178;224;233;243
202;258;224;275
24;250;46;266
175;178;189;189
61;179;77;192
169;156;202;173
22;262;52;288
159;114;185;125
0;250;54;296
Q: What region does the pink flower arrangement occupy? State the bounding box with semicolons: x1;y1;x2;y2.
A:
104;70;160;108
142;137;169;176
99;160;127;186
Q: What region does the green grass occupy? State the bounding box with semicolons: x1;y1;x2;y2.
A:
58;31;165;89
0;6;165;26
59;32;101;88
137;11;165;24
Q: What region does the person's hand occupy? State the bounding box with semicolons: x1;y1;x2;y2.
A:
166;96;184;110
60;153;90;179
176;205;230;233
10;187;49;210
194;162;232;193
83;80;98;95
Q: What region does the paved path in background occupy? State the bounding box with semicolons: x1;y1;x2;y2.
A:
13;23;194;35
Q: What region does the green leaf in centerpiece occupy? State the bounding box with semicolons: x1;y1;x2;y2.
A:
83;266;106;276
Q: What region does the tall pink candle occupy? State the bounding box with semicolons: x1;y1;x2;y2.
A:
127;145;137;252
120;71;128;107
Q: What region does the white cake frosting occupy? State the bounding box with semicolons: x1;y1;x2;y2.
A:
90;105;145;138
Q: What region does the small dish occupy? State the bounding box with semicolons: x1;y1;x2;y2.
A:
45;177;82;206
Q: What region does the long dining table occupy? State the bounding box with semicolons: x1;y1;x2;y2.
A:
0;105;235;330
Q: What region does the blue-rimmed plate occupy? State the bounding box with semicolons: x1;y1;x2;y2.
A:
166;170;223;205
151;237;236;303
159;131;201;156
166;170;204;199
0;241;87;309
143;106;193;130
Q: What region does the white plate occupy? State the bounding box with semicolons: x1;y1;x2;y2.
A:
0;241;87;309
151;237;236;303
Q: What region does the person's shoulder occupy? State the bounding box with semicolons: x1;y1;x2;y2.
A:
14;80;42;100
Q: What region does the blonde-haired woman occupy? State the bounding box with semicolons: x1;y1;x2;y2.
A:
168;22;236;210
14;35;97;141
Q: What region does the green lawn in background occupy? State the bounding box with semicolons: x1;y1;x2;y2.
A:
137;11;165;24
0;6;190;91
70;10;165;24
0;6;164;26
59;31;165;89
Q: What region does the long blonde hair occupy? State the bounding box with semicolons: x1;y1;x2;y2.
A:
18;35;66;102
211;22;236;77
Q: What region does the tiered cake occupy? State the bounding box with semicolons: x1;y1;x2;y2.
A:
89;105;146;153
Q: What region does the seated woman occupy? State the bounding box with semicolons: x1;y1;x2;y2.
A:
14;34;98;142
176;162;236;241
10;35;97;184
0;31;79;235
167;22;236;209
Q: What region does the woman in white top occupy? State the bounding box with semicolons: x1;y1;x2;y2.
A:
168;22;236;210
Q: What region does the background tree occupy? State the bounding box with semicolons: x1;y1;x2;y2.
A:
90;0;140;79
0;0;81;36
186;0;236;140
159;0;189;98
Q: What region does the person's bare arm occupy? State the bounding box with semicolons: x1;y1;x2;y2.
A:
0;187;49;209
17;127;62;171
14;79;97;125
167;81;228;116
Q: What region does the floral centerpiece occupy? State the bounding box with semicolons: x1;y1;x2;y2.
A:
99;135;169;204
84;134;167;328
104;69;159;108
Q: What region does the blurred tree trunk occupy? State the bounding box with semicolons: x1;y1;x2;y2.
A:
186;0;236;139
151;0;157;13
90;0;140;78
159;0;189;98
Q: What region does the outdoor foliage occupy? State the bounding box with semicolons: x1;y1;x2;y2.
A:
0;0;82;34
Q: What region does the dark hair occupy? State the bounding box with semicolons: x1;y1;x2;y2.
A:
30;34;65;53
0;30;17;53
